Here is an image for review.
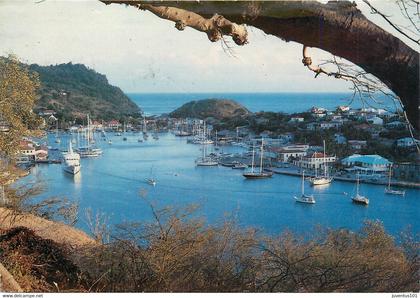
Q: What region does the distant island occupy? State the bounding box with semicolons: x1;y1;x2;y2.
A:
169;99;250;120
29;62;141;121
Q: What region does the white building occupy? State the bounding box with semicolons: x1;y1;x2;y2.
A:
294;152;336;170
289;117;304;123
320;121;342;129
341;154;391;173
275;149;307;162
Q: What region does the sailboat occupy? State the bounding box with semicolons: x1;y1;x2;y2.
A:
62;142;81;175
54;119;61;144
385;165;405;196
294;170;315;204
352;173;369;205
310;140;332;186
77;114;103;158
243;139;273;179
214;130;220;151
146;167;157;186
196;142;218;166
142;118;148;140
122;122;127;141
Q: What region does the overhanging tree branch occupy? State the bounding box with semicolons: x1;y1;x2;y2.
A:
101;0;419;130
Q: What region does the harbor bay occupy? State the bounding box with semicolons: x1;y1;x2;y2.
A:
23;130;419;237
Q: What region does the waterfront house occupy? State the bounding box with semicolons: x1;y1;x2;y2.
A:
19;140;35;157
294;152;336;170
106;120;121;130
91;121;103;130
273;147;307;162
396;137;419;148
341;154;391;174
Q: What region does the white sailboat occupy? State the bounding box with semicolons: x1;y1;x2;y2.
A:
143;118;148;140
310;140;332;186
122;122;127;141
243;139;273;179
62;142;81;175
77;114;103;158
295;170;315;204
385;165;405;196
352;173;369;205
146;167;157;186
196;142;218;166
54;119;61;144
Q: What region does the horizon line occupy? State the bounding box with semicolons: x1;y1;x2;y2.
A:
125;91;354;94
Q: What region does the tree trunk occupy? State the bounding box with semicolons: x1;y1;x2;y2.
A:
101;1;419;129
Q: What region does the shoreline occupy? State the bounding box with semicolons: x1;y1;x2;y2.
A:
270;167;420;189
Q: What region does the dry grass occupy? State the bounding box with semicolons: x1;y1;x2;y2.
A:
0;207;96;248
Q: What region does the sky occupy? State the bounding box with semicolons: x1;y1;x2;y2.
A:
0;0;417;93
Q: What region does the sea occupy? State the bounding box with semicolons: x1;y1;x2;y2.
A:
127;92;400;116
18;93;418;239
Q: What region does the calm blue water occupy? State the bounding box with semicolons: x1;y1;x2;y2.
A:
23;133;419;238
128;93;399;116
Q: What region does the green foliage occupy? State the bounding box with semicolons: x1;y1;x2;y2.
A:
28;62;141;121
341;122;372;141
170;99;249;120
0;56;42;160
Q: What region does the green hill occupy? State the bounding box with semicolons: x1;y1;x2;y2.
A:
29;62;141;121
170;99;250;120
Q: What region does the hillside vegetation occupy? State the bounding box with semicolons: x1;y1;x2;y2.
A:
170;99;250;120
0;206;418;293
29;62;141;121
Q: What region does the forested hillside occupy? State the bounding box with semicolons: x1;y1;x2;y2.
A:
29;62;141;121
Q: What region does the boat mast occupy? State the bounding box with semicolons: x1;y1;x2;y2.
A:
251;145;255;173
302;170;305;195
323;140;327;177
356;173;360;196
77;130;80;149
388;164;392;189
260;138;264;174
56;119;59;137
87;114;91;148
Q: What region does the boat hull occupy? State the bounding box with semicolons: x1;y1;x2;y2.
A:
294;195;316;204
63;164;81;175
243;172;273;179
196;162;218;166
310;177;333;186
385;188;405;196
352;196;369;205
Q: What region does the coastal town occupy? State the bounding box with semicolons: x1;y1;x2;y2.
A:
13;101;420;192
